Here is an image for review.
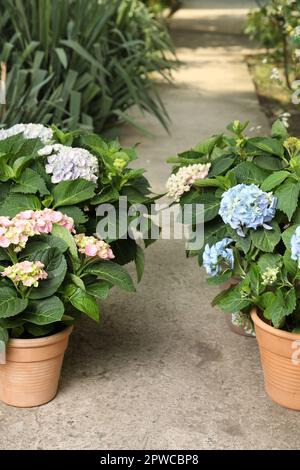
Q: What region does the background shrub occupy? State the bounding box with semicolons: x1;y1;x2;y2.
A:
0;0;177;133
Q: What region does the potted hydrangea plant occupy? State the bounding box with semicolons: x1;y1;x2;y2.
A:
0;123;158;282
0;123;151;407
166;120;300;409
0;207;134;407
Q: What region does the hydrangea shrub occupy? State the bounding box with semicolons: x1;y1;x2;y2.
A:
167;119;300;332
0;123;157;281
0;209;135;343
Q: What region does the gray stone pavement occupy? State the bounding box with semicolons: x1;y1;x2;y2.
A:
1;1;300;450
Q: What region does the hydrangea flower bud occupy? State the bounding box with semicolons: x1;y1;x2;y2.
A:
74;234;114;260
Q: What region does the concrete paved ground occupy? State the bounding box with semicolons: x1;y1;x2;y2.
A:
1;1;300;450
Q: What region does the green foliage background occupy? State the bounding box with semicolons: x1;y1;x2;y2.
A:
0;0;177;132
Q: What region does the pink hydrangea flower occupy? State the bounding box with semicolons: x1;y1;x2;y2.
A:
0;209;75;252
74;234;114;260
2;261;48;287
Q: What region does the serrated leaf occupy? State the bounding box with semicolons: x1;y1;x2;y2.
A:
29;248;67;299
84;260;135;292
227;227;251;254
85;281;111;300
23;296;64;325
52;205;88;225
0;287;28;319
282;225;298;249
283;249;297;276
12;168;49;196
209;156;236;177
271;120;289;140
191;193;220;223
212;285;251;313
51;224;79;260
230;161;268;184
257;254;283;273
65;284;99;321
53;179;96;208
206;271;232;285
265;289;296;328
90;187;119;205
249;137;284;157
251;222;281;252
194;135;222;155
0;194;41;217
275;182;300;221
261;171;291;192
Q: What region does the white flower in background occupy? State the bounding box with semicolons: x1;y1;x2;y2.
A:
166;163;211;202
40;144;99;184
249;125;262;132
270;67;280;81
0;123;53;143
262;57;268;64
292;80;300;105
280;112;291;128
292;26;300;38
294;49;300;59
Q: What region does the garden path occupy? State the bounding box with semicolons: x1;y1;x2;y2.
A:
2;0;300;450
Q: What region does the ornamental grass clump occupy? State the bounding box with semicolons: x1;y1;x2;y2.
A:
166;119;300;332
0;0;177;132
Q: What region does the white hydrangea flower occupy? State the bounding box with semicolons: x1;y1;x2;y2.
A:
41;144;99;184
270;67;280;81
280;112;291;128
295;49;300;59
0;123;53;143
292;26;300;38
166;163;211;202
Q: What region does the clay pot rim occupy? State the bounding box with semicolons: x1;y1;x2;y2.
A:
251;308;300;341
7;326;73;349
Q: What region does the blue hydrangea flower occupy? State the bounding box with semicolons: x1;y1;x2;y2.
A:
291;226;300;267
219;184;277;237
202;238;234;277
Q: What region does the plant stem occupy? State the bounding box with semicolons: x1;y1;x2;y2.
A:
282;30;292;90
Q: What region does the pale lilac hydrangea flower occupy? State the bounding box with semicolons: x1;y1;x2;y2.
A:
0;124;53;143
39;144;99;184
166;163;211;202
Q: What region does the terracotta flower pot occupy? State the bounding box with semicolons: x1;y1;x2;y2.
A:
0;326;73;408
251;309;300;410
